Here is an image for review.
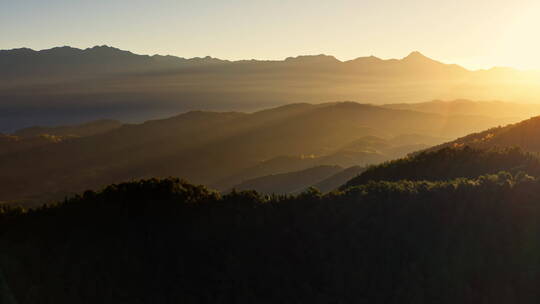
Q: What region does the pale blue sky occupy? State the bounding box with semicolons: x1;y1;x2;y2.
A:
2;0;540;69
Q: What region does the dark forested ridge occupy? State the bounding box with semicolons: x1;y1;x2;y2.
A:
343;147;540;188
3;174;540;303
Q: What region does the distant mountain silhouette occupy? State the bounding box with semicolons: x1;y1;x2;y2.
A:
14;119;122;138
2;45;539;131
0;45;226;82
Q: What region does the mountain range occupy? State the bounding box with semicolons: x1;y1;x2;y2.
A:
2;45;540;131
5;50;540;302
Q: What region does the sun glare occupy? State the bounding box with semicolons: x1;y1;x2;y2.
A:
495;2;540;70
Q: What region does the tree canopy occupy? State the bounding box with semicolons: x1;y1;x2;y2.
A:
3;172;540;303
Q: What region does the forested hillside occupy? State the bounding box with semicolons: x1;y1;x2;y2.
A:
343;147;540;188
427;115;540;153
2;174;540;303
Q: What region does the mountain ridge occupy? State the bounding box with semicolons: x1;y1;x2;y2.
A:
0;45;461;67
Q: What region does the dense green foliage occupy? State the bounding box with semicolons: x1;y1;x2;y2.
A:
343;146;540;188
3;174;540;303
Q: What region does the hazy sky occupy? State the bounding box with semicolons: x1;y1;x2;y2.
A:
2;0;540;70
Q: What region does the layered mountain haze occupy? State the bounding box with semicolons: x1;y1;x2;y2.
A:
340;111;540;190
231;165;344;194
343;147;540;189
0;101;511;205
218;134;441;194
384;99;540;120
2;45;540;131
0;119;122;157
247;109;540;195
313;165;366;192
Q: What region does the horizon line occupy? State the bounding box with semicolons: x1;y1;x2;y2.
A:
2;44;534;73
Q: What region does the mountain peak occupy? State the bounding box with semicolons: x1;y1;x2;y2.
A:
84;45;135;56
90;45;113;49
402;51;432;61
348;55;383;64
284;54;340;64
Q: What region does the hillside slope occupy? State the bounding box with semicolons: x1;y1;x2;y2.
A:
0;102;504;205
425;115;540;153
343;147;540;188
313;166;365;192
232;165;343;194
0;119;122;157
13;119;122;138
